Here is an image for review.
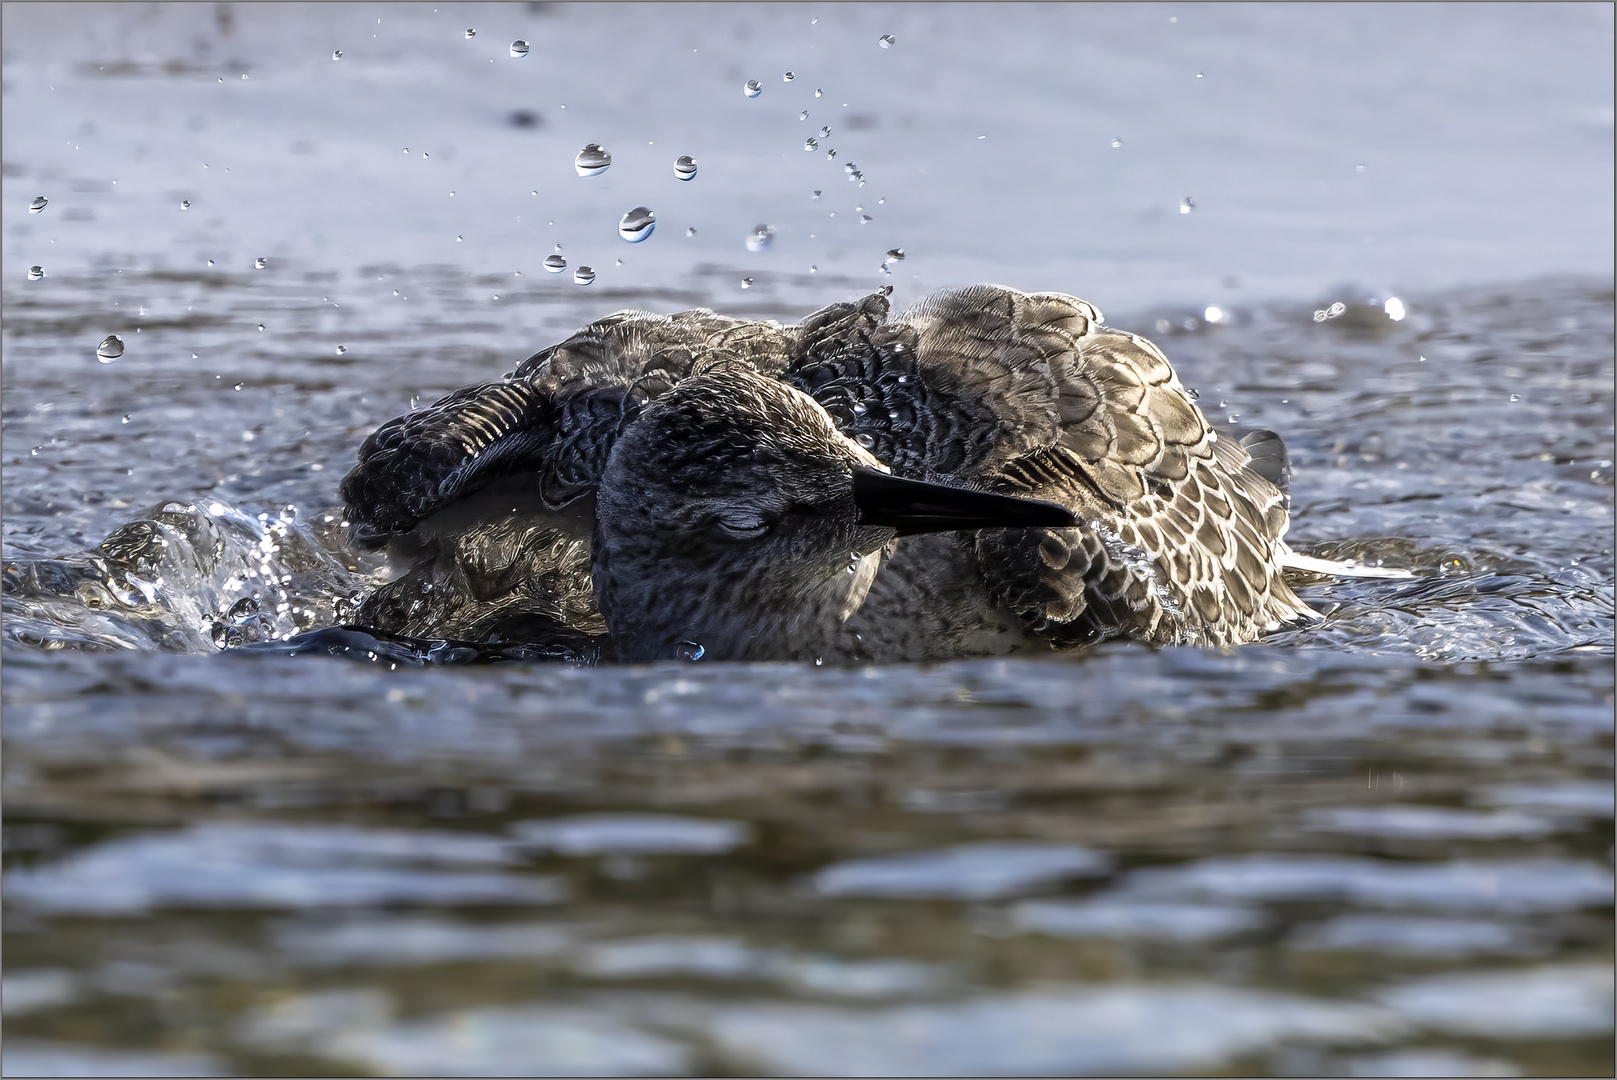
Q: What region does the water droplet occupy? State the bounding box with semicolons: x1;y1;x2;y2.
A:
456;235;463;242
686;226;696;237
254;256;267;269
1111;137;1123;148
618;206;655;243
1509;394;1520;402
121;413;131;423
744;79;762;98
1355;162;1367;172
851;402;867;415
879;34;895;47
674;155;698;181
257;323;265;331
804;138;819;151
1203;305;1224;323
847;553;862;574
510;39;530;57
746;224;775;252
783;71;795;81
856;432;875;448
815;88;823;98
574;143;612;177
228;596;259;622
574;266;595;286
614;258;623;266
740;277;753;289
29;196;47;213
674;640;705;661
464;28;476;38
1180;197;1194;214
28;265;44;280
96;335;124;362
1196;71;1204;78
859;214;872;225
233;382;244;391
1383;296;1406;321
811;190;822;200
180;199;190;210
241;73;248;79
885;247;905;263
800;110;809;120
1184;386;1201;402
1312;310;1328;323
336;344;347;355
543;253;567;273
332;49;342;60
207;259;215;266
826;148;837;161
1328;301;1346;317
809;264;818;273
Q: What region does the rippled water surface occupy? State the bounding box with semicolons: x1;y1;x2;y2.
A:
4;4;1613;1077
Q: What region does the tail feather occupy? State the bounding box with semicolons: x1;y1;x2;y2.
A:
1282;551;1414;580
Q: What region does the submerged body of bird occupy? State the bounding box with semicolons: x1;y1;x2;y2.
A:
340;286;1397;663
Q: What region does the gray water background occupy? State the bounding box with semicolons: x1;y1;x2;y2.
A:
2;3;1613;1076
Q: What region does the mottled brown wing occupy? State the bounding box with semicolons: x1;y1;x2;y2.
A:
343;308;798;549
896;286;1310;644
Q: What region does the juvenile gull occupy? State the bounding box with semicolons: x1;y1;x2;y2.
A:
340;286;1382;662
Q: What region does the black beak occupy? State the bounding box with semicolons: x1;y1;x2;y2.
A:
852;467;1079;537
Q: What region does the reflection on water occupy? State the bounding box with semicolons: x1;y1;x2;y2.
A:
3;2;1614;1075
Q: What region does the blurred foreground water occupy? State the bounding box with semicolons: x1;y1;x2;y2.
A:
3;4;1613;1077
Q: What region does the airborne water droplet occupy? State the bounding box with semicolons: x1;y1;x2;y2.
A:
815;88;823;98
464;28;476;38
743;79;762;98
29;196;47;213
180;200;190;210
851;402;867;415
885;248;905;263
332;50;342;60
820;126;831;137
686;226;696;237
674;155;697;181
674;640;705;661
96;335;124;362
543;253;567;273
783;71;795;82
879;34;895;47
856;433;875;448
811;190;822;200
336;344;347;355
574;266;595;286
1180;197;1194;214
510;39;530;57
28;265;45;280
740;277;752;289
800;110;809;120
1111;137;1123;148
254;256;267;269
746;224;775;252
618;206;655;242
804;138;819;151
574;143;611;177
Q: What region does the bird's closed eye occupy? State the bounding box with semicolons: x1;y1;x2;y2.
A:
714;512;770;540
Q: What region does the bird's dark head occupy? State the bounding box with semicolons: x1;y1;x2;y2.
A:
593;365;1075;662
